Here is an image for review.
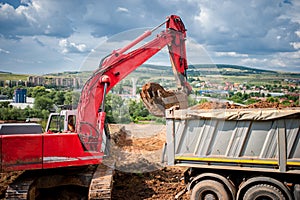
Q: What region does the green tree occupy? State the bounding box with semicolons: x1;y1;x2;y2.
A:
0;87;14;98
54;91;65;105
34;96;54;111
128;99;149;122
64;91;80;107
267;97;279;103
32;86;48;98
0;101;10;108
105;93;130;123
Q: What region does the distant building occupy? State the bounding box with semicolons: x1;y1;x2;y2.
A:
14;88;27;103
27;76;80;88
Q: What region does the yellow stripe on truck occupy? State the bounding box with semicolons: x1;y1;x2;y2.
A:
175;156;300;166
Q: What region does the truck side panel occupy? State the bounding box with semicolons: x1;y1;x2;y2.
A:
166;109;300;172
1;134;43;171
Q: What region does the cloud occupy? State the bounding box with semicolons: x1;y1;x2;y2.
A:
0;1;80;39
59;39;87;54
290;42;300;49
116;7;129;13
0;48;10;54
192;0;300;54
215;52;248;58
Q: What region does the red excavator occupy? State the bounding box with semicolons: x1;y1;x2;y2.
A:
0;15;190;199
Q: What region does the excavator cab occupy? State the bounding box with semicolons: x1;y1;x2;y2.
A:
45;110;77;133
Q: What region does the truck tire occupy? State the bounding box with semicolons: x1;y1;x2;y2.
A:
243;184;285;200
190;180;230;200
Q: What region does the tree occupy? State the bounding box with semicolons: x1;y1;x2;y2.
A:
34;96;54;111
128;99;149;122
0;101;10;108
64;91;80;108
267;97;279;103
54;91;65;105
0;87;14;99
32;86;48;98
105;93;130;123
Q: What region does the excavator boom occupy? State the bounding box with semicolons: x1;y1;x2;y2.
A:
76;15;190;151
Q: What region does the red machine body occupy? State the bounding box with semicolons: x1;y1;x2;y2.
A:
0;15;188;172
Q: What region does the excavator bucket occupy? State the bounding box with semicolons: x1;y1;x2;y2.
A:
140;82;188;117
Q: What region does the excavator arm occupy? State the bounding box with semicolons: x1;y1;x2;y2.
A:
76;15;190;151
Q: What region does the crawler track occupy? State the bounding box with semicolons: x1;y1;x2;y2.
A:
4;161;115;200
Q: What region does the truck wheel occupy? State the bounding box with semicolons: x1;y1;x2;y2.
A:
190;180;230;200
243;184;285;200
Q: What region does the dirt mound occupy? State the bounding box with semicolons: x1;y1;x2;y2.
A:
111;125;165;152
112;167;189;200
191;101;244;110
247;101;297;109
191;101;298;110
108;124;190;199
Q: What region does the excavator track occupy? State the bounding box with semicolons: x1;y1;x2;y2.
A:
4;160;115;200
89;160;115;199
5;174;34;200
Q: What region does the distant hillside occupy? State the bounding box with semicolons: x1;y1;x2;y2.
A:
0;71;12;74
0;72;29;81
2;64;300;80
187;64;279;76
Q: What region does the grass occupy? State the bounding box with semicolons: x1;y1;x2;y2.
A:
0;73;29;81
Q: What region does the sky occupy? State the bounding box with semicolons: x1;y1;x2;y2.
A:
0;0;299;74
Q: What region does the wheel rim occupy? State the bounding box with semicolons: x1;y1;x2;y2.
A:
255;196;273;200
256;196;272;200
202;192;217;200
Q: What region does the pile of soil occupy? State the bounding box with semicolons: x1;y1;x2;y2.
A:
111;125;165;152
112;167;189;200
109;124;189;199
191;101;298;110
247;101;297;109
191;101;244;109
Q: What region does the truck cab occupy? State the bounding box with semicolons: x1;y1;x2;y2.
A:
45;110;77;133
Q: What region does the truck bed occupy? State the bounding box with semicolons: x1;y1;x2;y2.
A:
165;108;300;173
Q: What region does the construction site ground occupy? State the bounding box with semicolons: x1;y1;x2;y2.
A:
108;123;189;200
1;101;299;199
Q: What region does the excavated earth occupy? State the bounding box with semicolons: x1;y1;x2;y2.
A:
108;123;190;200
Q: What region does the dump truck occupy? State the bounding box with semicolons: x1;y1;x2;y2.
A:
164;106;300;199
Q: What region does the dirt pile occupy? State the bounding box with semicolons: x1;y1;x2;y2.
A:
191;101;244;110
111;126;165;152
191;101;298;110
247;101;297;109
112;167;189;200
109;124;189;199
108;124;166;173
